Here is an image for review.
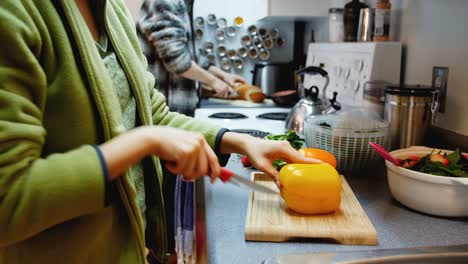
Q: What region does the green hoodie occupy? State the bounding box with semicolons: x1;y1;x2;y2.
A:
0;0;221;263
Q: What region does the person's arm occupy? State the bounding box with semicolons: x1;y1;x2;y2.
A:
208;65;247;87
99;126;221;182
138;1;235;97
180;61;236;97
138;0;193;75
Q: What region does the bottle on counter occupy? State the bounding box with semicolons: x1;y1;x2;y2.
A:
329;8;345;42
373;0;391;41
344;0;368;42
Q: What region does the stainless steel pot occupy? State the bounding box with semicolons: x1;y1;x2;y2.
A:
384;85;439;150
251;62;295;96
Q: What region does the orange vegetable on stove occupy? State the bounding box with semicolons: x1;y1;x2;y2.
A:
298;148;337;168
279;163;341;215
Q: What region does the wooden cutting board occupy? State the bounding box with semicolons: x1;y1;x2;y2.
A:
245;172;378;245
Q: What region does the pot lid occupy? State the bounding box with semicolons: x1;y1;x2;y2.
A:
385;85;435;96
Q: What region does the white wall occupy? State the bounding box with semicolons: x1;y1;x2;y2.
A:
269;0;347;16
398;0;468;135
193;0;268;27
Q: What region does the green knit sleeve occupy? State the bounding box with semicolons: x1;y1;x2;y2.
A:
0;2;106;246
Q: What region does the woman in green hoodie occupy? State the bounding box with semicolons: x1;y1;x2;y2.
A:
0;0;319;263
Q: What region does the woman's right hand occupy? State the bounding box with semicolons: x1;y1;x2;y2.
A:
99;126;221;182
150;127;221;181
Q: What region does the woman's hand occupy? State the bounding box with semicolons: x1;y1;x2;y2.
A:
99;126;221;182
208;66;247;87
221;73;247;87
220;132;322;186
208;78;237;98
151;127;221;181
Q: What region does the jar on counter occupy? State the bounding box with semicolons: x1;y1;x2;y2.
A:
329;8;344;42
373;0;392;42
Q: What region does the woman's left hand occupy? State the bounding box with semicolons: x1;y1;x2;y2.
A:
221;132;322;186
243;138;322;186
221;73;247;87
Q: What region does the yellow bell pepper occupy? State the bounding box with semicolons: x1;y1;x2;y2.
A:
279;163;342;214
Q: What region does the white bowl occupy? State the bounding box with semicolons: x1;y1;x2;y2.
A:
386;146;468;217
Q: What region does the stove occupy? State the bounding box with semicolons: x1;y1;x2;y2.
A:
208;112;248;119
194;107;290;136
256;112;288;121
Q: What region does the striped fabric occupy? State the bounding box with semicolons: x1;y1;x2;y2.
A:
137;0;209;116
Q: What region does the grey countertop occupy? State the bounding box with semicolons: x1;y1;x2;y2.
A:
203;155;468;264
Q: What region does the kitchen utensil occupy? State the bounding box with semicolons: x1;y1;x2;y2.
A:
194;28;204;40
304;109;390;172
269;28;280;39
245;172;378;245
248;47;258;59
252;36;262;48
357;8;375;42
285;66;331;135
248;25;258;36
216;17;227;28
238;47;248;58
217;45;227;57
203;41;214;53
234;16;244;27
194;16;205;27
226;49;237;60
226;26;236;37
258;27;268;38
262;37;274;49
251;62;295;96
206;53;215;63
386;146;468;217
207;14;216;26
241;35;252;46
369;141;400;166
232;59;244;70
220;57;231;71
270;90;299;107
258;49;270;61
285;86;323;135
215;28;225;41
219;168;278;194
384;85;438;150
275;37;285;47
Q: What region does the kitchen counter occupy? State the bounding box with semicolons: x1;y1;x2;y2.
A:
200;155;468;264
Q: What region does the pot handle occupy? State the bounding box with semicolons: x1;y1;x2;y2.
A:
297;66;328;77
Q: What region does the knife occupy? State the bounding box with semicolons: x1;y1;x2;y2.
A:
219;167;279;195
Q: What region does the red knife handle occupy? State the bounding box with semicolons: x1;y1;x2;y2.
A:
219;167;234;183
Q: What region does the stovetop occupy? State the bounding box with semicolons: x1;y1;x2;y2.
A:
194;107;290;135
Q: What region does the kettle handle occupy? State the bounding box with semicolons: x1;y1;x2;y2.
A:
297;66;328;77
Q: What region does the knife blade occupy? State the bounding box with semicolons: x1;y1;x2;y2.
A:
219;168;279;195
